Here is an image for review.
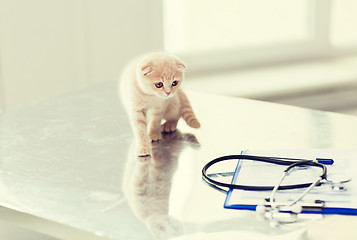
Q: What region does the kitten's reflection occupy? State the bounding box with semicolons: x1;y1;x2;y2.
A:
123;130;199;240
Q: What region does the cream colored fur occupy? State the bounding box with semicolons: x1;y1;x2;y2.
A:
120;52;200;157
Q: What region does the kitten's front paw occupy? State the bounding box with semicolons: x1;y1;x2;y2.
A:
161;121;177;133
149;131;161;142
136;144;152;158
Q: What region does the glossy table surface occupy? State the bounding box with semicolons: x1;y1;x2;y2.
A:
0;81;357;240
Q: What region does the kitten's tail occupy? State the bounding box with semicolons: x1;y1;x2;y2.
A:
178;90;201;129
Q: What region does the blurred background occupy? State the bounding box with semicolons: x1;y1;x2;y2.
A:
0;1;356;238
0;0;357;115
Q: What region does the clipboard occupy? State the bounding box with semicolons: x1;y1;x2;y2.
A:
224;149;357;215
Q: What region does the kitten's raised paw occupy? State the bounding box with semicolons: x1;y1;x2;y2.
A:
161;121;177;133
188;119;200;129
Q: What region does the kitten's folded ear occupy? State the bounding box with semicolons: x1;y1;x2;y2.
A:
175;58;186;72
141;66;154;76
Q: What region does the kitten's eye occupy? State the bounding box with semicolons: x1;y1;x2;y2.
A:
155;82;163;88
172;80;178;86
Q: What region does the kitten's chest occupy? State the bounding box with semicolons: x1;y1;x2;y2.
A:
146;97;169;113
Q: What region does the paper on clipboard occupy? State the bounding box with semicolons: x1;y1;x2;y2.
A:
224;149;357;215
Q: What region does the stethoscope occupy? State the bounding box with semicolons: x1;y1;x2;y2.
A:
202;155;352;225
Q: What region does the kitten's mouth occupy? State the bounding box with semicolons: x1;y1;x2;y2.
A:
161;92;174;98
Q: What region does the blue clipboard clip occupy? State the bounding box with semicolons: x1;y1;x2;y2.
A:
316;158;334;165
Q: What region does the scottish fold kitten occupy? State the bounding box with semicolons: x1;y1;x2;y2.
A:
120;52;200;157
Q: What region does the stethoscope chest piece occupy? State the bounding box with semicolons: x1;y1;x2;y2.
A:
255;160;327;226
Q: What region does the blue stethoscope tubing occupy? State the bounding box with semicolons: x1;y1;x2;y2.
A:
202;155;328;192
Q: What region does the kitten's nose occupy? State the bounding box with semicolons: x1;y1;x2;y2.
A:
165;91;171;96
